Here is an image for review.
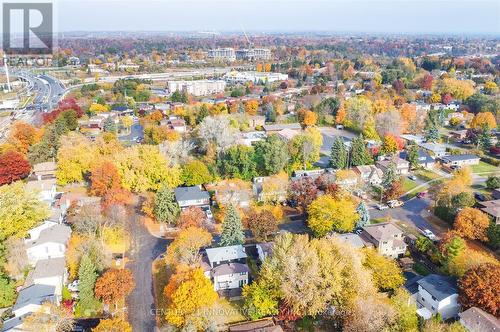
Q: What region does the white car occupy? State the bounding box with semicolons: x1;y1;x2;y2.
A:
423;229;436;241
376;203;389;210
388;200;404;208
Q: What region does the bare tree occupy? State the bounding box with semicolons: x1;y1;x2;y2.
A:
159;139;195;167
5;237;28;280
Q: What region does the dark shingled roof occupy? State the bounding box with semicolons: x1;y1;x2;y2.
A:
417;274;457;301
174;186;210;202
211;263;249;277
440;154;480;163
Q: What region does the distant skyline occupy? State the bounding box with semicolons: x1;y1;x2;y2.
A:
52;0;500;35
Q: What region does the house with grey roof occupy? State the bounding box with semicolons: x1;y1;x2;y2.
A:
400;149;436;169
416;274;459;320
334;233;366;249
418;142;447;157
262;123;301;134
377;157;410;175
174;186;210;209
360;222;407;259
439;154;480;168
25;223;71;265
459;307;500;332
202;245;249;292
24;257;67;303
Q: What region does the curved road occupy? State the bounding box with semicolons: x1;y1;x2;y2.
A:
126;212;169;332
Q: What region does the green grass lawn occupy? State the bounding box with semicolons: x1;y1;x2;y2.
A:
402;178;418;193
471;161;499;174
413;262;431;276
415;169;441;182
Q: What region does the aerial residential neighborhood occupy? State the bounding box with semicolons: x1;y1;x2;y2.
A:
0;0;499;331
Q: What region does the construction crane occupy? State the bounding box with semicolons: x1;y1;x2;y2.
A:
241;25;254;49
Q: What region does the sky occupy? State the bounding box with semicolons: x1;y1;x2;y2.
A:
53;0;500;35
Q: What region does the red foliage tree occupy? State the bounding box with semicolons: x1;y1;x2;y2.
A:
0;151;31;185
102;187;133;210
42;98;83;124
420;74;434;90
458;264;500;317
289;177;318;213
442;93;453;105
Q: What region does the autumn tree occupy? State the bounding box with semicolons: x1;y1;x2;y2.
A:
166;227;212;268
470;112;497;130
390;288;419;332
307;195;358;236
381;134;400;154
181;160;212;186
242;281;279;320
247;209;278;241
153;185;180;225
288;177;318;212
90;161;122;196
458;263;500;316
454;208;490;241
244;100;259;115
56;133;96;185
102;187;132;209
94;268;135;310
0;182;49;239
362;249;405;291
217;145;257;181
297;109;318;127
92;318;132;332
178;206;207;229
7;121;41;154
0;151;31;185
220;205;245;246
384;180;404;201
164;268;218;328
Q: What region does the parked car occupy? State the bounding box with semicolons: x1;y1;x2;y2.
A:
376;203;389;210
417;192;427;198
408;175;417;181
474;192;487;202
388;200;404;208
422;229;436;241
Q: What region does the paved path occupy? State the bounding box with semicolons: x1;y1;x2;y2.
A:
126;212;169;332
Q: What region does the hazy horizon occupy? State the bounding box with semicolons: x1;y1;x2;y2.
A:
51;0;499;35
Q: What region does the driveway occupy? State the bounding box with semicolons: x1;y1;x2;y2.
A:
126;211;169;332
319;127;356;155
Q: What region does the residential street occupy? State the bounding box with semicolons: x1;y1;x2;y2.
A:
126;211;169;332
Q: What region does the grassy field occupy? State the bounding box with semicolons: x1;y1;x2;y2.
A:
472;161;499;174
402;178;418;193
415;169;441;182
209;299;246;326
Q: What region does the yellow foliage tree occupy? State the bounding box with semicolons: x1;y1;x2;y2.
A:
56;133;96;185
92;318;132;332
89;103;109;113
164;268;218;328
244;100;259;116
307;195;358;236
165;227;212;268
470;112;497;129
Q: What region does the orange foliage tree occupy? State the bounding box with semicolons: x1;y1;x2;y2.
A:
94;268;135;309
177;206;207;229
0;151;31;185
454;208;490;241
298;109;318;127
458;264;500;317
244;100;259;116
7;121;41;154
90;161;122;197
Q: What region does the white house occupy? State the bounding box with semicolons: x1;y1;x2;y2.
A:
439;154;480;168
174;186;210;209
354;165;384;185
418;142;447;157
377;157;410;175
203;245;249;291
416;274;459;320
25;223;71;265
359;223;407;259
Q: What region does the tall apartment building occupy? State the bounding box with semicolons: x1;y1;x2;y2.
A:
167;80;226;97
207;48;236;61
235;48;271;60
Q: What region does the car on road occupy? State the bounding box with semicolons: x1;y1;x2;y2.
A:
417;192;427;198
376;203;389;210
422;229;436;241
474;192;487;202
408;174;417;181
388;200;404;208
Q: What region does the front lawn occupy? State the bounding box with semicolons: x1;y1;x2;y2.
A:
415;169;441;182
402;178;418;193
471;161;499;174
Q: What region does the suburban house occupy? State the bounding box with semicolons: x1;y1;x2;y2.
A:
25;222;71;265
354;165;384;185
31;161;57;179
360;223;407;259
202;245;249;291
448;130;468;141
477;199;500;225
400;150;435;169
262;123;301;134
253;175;288;203
174;186;211;209
439;154;480;168
418;143;447;157
23;257;67;304
239;131;267;147
459;307;500;332
247;115;266;128
377;157;410;175
25;178;58;204
335;169;359;189
400;134;425;145
256;242;274;262
416;274;460;320
210;180;252;209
